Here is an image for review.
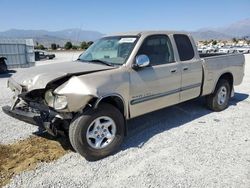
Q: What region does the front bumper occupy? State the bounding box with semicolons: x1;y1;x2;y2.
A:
2;105;42;126
3;78;72;136
2;103;71;136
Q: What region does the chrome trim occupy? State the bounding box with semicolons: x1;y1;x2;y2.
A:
130;83;201;105
131;89;179;105
181;83;201;91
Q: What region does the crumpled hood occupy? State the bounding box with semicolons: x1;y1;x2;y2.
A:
11;61;114;90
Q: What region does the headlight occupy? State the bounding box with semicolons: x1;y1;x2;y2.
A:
44;90;67;110
22;79;33;88
45;90;55;107
53;95;68;110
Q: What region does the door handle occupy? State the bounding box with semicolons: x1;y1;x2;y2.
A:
183;67;189;71
170;69;177;73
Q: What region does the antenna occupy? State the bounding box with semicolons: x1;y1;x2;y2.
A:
72;24;83;61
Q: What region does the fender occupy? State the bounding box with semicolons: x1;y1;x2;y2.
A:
212;71;234;93
94;93;127;118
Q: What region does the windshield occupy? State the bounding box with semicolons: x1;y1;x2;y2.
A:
78;36;138;65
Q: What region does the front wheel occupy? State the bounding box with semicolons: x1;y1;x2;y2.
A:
206;79;231;111
69;103;125;161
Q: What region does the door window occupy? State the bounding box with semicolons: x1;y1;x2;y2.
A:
137;35;174;66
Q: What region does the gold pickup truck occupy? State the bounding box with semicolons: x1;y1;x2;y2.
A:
2;31;245;161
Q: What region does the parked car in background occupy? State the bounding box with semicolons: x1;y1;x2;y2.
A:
218;46;235;54
207;46;217;53
234;46;250;54
198;46;209;53
35;50;55;61
198;46;217;54
0;57;8;73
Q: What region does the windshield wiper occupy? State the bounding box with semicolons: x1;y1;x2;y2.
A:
88;59;113;66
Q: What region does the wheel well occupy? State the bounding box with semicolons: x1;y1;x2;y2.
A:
94;96;127;136
96;96;125;117
218;73;233;88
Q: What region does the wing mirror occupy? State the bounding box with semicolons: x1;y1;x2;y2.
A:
134;54;150;69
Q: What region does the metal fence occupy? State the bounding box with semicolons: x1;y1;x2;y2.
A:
0;39;35;68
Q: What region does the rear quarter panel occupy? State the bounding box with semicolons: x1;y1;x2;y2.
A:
201;54;245;96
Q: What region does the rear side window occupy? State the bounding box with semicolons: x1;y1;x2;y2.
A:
173;34;194;61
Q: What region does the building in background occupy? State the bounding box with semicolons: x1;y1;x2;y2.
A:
0;39;35;68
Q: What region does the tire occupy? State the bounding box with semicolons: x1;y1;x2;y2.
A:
206;79;231;111
0;62;7;73
69;103;125;161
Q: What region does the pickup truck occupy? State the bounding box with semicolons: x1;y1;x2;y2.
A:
2;31;245;161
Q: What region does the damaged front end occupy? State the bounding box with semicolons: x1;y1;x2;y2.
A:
2;78;73;137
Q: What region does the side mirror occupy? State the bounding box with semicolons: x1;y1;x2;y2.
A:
134;54;150;69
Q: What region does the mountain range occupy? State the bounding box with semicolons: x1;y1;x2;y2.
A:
192;18;250;41
0;18;249;46
0;29;104;47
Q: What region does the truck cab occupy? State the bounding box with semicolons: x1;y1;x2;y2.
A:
128;32;203;117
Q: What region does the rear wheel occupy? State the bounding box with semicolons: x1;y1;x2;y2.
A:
69;103;125;161
206;79;231;111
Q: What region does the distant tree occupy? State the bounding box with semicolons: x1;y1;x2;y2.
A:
87;41;94;46
56;44;60;49
80;41;88;49
209;39;214;44
51;43;57;50
232;38;238;44
64;41;73;50
212;40;217;45
36;44;46;50
203;40;208;45
72;45;79;50
242;36;249;41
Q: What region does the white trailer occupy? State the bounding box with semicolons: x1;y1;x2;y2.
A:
0;39;35;68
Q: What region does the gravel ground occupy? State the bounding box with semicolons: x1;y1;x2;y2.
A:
0;72;38;144
1;53;250;187
35;51;82;66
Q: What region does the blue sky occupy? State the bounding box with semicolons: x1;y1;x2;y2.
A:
0;0;249;33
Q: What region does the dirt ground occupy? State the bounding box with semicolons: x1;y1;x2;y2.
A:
0;135;71;187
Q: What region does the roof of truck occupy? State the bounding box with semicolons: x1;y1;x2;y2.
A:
106;30;190;37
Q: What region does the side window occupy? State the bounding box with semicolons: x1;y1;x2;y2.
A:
173;34;194;61
137;35;174;66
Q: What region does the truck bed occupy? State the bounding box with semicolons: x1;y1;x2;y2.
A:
200;53;245;96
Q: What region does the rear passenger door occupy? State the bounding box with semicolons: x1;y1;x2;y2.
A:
173;34;203;102
129;35;181;118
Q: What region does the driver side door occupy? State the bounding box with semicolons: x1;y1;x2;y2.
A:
129;35;181;118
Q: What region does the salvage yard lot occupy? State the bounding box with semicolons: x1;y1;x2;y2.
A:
0;52;250;187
